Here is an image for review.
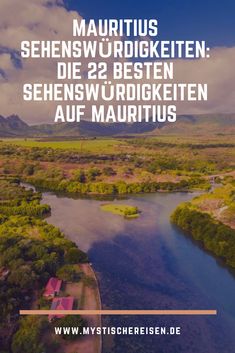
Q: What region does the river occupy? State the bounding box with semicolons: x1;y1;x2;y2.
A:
26;185;235;353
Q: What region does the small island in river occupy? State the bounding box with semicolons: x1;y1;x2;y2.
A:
101;203;140;218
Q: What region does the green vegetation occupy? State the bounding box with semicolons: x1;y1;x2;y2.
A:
3;138;122;154
1;134;234;196
56;264;82;282
11;317;46;353
0;179;50;217
65;247;88;264
0;179;88;352
0;134;234;351
186;183;235;228
23;177;211;195
171;183;235;269
53;315;86;340
101;203;140;218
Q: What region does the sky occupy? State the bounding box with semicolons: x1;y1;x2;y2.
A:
66;0;235;47
0;0;235;124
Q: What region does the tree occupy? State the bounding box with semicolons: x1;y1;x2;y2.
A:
54;315;86;340
8;265;37;289
65;247;88;264
12;317;45;353
73;169;86;183
56;265;81;282
1;247;21;266
86;168;101;181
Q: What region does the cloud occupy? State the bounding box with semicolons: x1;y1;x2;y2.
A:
172;47;235;115
0;0;235;124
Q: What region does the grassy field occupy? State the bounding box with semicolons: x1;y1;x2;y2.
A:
100;204;140;218
2;138;125;154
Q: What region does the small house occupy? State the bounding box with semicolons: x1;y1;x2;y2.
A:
49;296;74;321
44;277;62;298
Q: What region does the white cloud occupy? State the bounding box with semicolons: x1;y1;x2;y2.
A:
0;0;235;124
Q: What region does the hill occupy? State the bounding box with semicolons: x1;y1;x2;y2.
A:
156;114;235;135
0;114;234;137
0;115;158;137
33;120;158;136
0;115;33;137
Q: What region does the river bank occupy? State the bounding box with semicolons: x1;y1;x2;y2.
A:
23;175;211;196
36;186;235;353
57;264;102;353
21;182;102;353
171;182;235;270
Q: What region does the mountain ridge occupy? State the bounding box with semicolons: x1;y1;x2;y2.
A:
0;114;235;137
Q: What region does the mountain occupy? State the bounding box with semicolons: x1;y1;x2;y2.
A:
0;114;235;137
0;115;159;137
155;114;235;135
32;120;159;136
0;115;32;137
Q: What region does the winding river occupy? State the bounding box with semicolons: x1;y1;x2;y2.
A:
26;184;235;353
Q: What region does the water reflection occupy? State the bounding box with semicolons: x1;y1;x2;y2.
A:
40;190;235;353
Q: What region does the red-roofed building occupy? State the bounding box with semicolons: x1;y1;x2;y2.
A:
49;296;74;321
44;277;62;298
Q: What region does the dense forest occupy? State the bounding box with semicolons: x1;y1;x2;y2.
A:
0;179;88;353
